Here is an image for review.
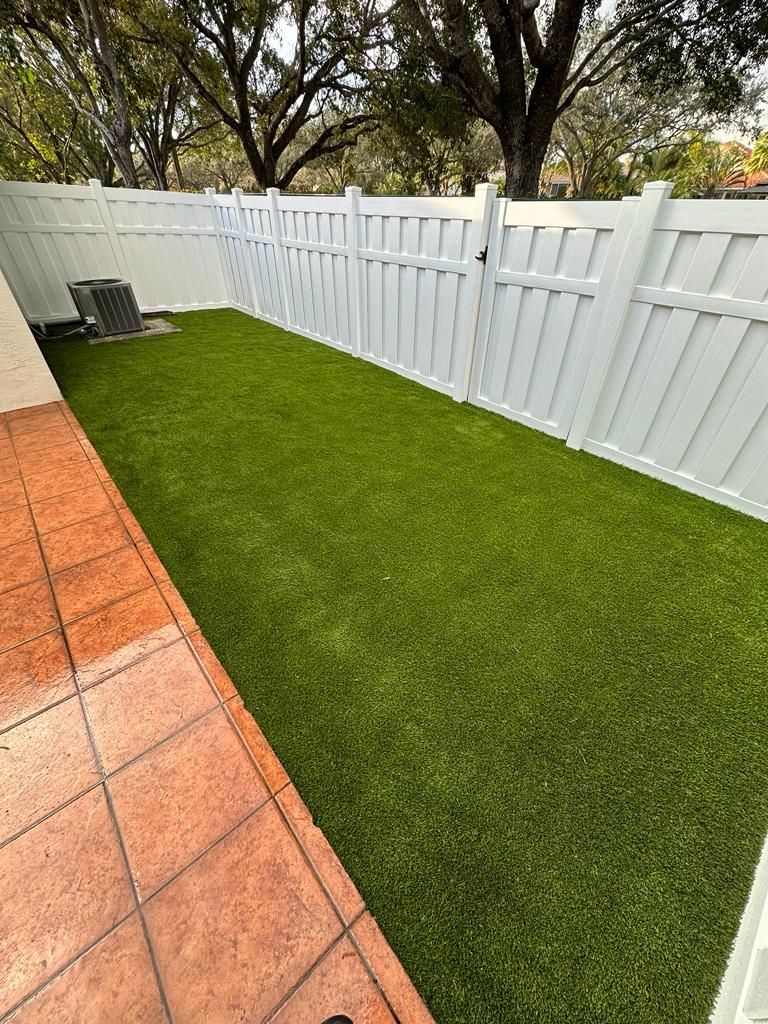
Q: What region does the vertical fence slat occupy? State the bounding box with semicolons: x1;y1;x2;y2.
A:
467;198;507;403
88;179;130;281
345;186;363;356
454;183;498;402
205;187;232;306
231;187;258;315
267;188;293;328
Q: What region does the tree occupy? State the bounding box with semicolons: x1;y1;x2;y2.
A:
401;0;768;197
293;115;501;194
176;130;255;191
136;0;388;190
2;2;221;188
0;62;116;182
126;65;220;190
747;133;768;176
9;0;141;186
367;33;502;195
548;50;763;198
671;137;748;197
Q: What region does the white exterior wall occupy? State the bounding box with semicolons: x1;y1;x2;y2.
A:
0;267;60;414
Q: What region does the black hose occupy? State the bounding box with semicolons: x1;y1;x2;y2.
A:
29;322;95;340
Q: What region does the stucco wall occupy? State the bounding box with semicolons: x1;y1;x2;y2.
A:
0;268;61;414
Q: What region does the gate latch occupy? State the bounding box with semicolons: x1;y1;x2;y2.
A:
475;246;488;264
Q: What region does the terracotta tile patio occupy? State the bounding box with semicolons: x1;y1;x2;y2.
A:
0;400;434;1024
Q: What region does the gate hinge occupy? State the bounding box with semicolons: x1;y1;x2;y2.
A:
475;246;488;264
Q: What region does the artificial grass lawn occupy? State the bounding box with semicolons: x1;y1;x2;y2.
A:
43;310;768;1023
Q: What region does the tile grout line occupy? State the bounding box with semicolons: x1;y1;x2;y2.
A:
23;473;104;506
0;777;105;852
345;921;409;1024
5;411;72;439
0;687;80;738
0;568;153;630
106;700;222;780
0;911;137;1024
52;567;177;1024
270;786;354;932
11;433;80;460
259;919;363;1024
2;684;231;848
50;580;157;628
255;903;409;1024
0;617;174;685
194;645;284;795
0;620;59;659
30;478;115;526
140;797;274;905
44;527;134;577
0;561;47;599
8;417;177;1024
34;502;126;542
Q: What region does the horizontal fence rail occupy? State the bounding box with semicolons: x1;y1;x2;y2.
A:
0;178;767;522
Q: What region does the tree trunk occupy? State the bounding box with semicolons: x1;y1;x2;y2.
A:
238;127;271;189
260;133;278;190
172;146;185;191
79;0;141;189
501;93;564;199
502;134;549;197
112;137;141;189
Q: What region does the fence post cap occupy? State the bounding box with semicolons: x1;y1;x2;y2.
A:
642;180;674;193
345;185;362;195
474;182;498;195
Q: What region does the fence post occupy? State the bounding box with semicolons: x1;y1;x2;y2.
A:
88;179;130;281
267;187;293;328
455;183;498;402
565;179;673;450
345;186;363;356
231;187;259;315
205;187;232;307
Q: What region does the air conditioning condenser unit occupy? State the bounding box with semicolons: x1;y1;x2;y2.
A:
67;278;144;337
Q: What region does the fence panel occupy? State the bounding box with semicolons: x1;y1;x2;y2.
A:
105;187;226;312
0;182;119;320
470;200;622;437
578;198;768;520
211;194;252;312
275;193;351;350
0;181;229;320
355;194;489;395
238;194;283;323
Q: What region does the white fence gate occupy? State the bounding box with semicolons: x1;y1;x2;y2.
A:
1;178;767;522
469;198;621;437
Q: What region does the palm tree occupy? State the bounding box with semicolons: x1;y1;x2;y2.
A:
747;134;768;176
671;137;747;197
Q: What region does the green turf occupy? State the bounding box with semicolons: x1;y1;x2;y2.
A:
42;309;768;1023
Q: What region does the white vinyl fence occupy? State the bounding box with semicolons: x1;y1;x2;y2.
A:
1;177;768;522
